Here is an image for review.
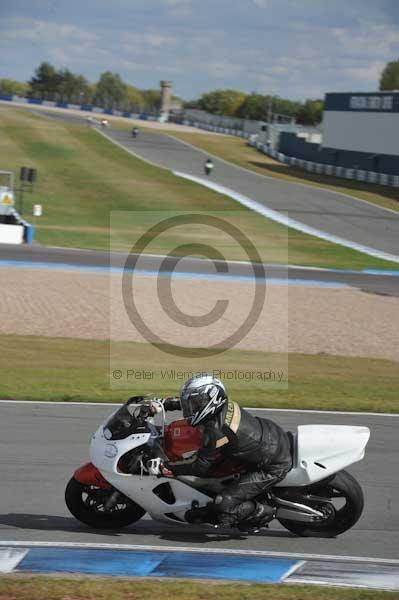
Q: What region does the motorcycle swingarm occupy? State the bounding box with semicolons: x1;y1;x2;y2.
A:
274;497;325;522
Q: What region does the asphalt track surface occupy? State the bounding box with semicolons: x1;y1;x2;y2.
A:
33;109;399;258
1;109;397;564
1;243;399;296
105;129;399;258
0;402;397;560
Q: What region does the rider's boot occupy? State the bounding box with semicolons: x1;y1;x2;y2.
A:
237;501;276;531
185;502;218;525
215;500;257;528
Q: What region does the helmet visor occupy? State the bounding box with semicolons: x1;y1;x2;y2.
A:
181;390;204;420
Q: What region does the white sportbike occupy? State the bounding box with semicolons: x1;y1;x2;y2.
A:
65;397;370;537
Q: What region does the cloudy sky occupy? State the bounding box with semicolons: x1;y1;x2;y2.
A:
1;0;398;100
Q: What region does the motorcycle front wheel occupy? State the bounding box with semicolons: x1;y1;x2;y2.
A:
65;477;146;529
278;470;364;538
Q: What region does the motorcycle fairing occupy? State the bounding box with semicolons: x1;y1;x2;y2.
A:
74;462;111;488
90;424;211;523
89;420;370;523
90;425;152;474
277;425;370;486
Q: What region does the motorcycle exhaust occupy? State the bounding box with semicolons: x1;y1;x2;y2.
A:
274;497;325;522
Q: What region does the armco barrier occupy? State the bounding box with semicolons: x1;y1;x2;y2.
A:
238;124;399;189
367;172;376;183
0;96;158;122
325;164;334;175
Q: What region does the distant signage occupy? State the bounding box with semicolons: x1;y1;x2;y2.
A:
33;204;42;217
324;93;399;112
349;95;393;110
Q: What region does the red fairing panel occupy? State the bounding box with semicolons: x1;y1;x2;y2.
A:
74;462;111;488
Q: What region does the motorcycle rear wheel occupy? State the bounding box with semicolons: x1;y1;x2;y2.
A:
278;470;364;537
65;477;146;529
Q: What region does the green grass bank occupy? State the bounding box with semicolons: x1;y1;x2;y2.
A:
1;335;397;412
0;105;397;270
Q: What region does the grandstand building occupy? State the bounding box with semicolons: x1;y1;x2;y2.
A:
278;92;399;176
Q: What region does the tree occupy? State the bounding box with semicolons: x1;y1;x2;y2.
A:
86;83;96;104
273;97;302;119
379;60;399;91
198;89;246;116
124;85;145;111
28;62;60;100
141;89;161;112
94;71;127;110
0;78;29;97
296;99;324;125
57;69;90;103
184;99;201;109
235;93;269;120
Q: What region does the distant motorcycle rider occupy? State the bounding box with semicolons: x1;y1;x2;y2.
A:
204;158;214;176
163;374;292;528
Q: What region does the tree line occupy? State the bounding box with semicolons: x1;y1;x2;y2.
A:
186;59;399;125
0;58;398;124
0;64;323;123
0;62;164;113
186;89;323;125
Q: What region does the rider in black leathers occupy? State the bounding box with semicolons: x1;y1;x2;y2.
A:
163;374;292;527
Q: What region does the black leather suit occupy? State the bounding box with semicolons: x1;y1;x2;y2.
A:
165;399;292;524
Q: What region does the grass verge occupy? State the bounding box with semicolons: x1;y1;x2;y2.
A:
0;106;397;270
1;335;398;412
0;576;396;600
167;131;399;214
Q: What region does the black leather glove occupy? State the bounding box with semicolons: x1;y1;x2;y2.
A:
163;398;181;411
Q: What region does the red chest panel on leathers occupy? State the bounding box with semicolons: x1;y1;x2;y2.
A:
163;419;202;460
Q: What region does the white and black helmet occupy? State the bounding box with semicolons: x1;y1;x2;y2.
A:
180;374;227;427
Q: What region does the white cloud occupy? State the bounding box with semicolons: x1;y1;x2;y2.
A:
163;0;192;17
344;61;387;83
2;18;97;45
205;61;245;78
253;0;274;6
164;0;191;6
142;33;177;47
332;23;399;58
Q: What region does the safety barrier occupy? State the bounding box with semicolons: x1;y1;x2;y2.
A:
0;95;159;122
247;139;399;189
0;209;34;245
182;118;399;189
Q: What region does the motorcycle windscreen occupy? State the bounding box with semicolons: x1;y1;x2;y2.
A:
103;401;157;441
103;405;134;439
